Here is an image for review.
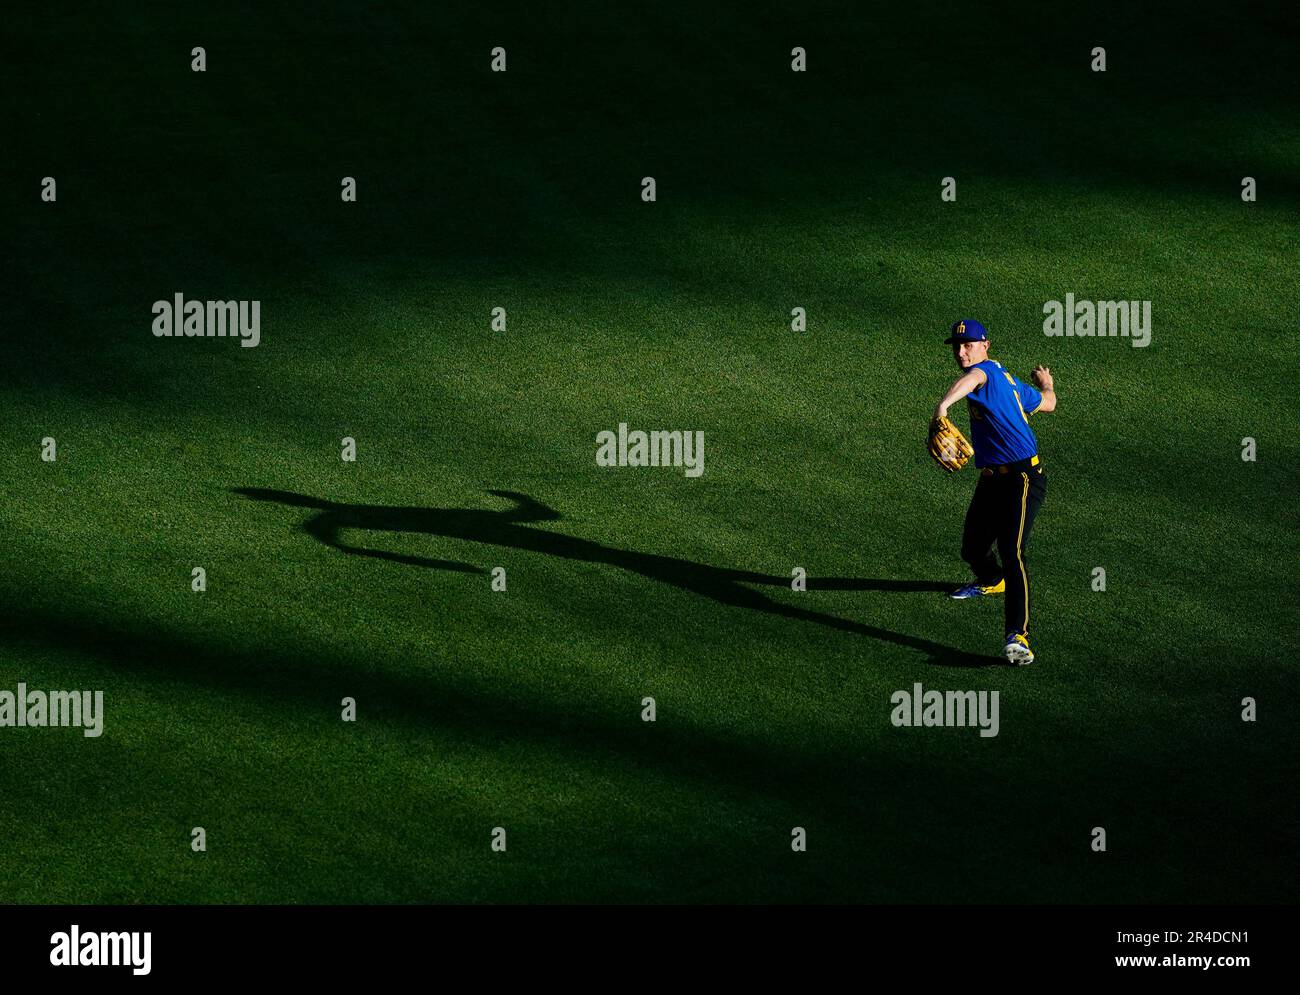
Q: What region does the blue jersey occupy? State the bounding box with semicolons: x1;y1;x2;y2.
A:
964;360;1043;468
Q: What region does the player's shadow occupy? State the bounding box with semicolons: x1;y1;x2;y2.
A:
232;488;998;666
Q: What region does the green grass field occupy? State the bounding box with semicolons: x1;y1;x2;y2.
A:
3;1;1297;903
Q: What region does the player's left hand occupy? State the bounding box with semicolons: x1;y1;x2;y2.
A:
928;416;975;473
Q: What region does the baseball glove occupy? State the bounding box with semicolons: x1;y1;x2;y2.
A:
928;416;974;473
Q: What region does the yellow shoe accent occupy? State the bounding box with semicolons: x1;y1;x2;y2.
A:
979;580;1006;595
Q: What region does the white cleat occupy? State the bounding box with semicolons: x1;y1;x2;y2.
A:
1004;633;1035;666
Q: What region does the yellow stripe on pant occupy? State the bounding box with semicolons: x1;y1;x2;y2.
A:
1016;471;1029;634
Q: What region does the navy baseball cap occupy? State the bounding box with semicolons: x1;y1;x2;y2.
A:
944;319;989;344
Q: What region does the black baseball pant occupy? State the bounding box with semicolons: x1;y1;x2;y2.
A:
960;462;1046;638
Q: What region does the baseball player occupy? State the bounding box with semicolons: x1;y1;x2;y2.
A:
928;319;1056;664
